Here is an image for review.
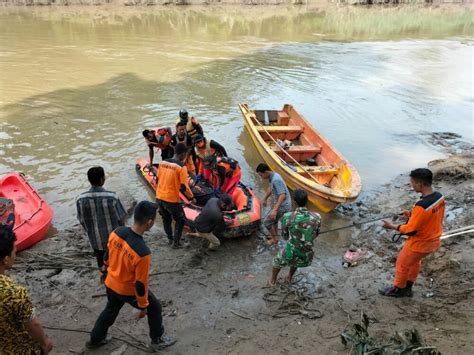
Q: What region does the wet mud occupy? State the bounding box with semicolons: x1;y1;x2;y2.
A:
8;132;473;354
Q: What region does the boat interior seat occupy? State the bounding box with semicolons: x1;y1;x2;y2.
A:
271;145;321;162
257;125;304;141
295;165;339;176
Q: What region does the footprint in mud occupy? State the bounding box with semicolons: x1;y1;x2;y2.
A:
188;252;204;267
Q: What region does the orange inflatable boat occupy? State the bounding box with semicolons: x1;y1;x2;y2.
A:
136;158;261;238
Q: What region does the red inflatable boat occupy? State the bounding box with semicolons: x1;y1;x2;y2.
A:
0;173;53;251
136;158;261;238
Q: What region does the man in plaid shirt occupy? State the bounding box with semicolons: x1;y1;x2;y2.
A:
76;167;126;279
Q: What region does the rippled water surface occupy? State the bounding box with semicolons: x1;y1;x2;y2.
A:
0;8;472;229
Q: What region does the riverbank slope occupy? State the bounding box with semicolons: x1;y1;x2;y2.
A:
10;132;473;354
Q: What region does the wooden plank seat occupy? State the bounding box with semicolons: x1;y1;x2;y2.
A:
295;165;339;176
256;125;304;134
257;125;304;140
270;144;321;162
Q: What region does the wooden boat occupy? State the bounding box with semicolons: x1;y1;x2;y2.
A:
0;173;53;251
240;103;361;212
136;158;261;238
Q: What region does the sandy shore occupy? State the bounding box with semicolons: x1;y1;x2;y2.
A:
8;132;473;354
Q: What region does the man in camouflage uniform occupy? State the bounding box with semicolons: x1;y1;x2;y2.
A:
269;188;321;286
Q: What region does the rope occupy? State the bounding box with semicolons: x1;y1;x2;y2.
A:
24;251;153;353
258;214;395;239
262;275;324;319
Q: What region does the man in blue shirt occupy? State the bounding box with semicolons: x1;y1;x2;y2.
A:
256;163;291;246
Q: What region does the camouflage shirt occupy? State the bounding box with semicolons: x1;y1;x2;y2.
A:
273;207;321;268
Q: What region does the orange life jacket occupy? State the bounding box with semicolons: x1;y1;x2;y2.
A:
176;117;200;139
146;128;171;149
213;157;241;192
216;157;239;177
194;139;215;160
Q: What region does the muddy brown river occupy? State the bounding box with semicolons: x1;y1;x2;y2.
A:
0;7;472;231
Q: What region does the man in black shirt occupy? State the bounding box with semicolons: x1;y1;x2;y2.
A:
187;194;233;250
171;121;196;176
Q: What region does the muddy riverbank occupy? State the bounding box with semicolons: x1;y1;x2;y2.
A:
9;133;473;354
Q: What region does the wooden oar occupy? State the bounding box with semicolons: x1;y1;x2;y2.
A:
249;111;324;187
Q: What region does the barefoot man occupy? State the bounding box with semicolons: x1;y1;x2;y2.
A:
269;189;321;286
256;163;291;246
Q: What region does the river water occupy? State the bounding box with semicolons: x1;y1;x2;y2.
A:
0;7;472;231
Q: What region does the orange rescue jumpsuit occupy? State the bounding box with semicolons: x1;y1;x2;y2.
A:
394;191;445;288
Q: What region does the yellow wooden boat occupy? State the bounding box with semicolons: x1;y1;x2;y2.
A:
240;103;362;212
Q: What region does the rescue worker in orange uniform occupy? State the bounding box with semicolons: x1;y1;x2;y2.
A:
380;168;445;298
143;128;173;165
203;156;242;194
156;143;195;249
171;121;196;177
193;135;227;182
87;201;176;351
176;109;203;140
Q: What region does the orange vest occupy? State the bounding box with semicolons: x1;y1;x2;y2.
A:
216;157;239;176
146;128;171;149
194;139;214;160
176;117;200;139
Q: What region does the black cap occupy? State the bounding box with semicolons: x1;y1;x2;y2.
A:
203;155;217;168
193;134;204;144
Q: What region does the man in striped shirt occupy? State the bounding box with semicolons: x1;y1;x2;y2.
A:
76;167;127;277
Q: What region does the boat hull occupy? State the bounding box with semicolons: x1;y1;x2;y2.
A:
241;103;361;212
135;159;261;238
0;173;53;251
